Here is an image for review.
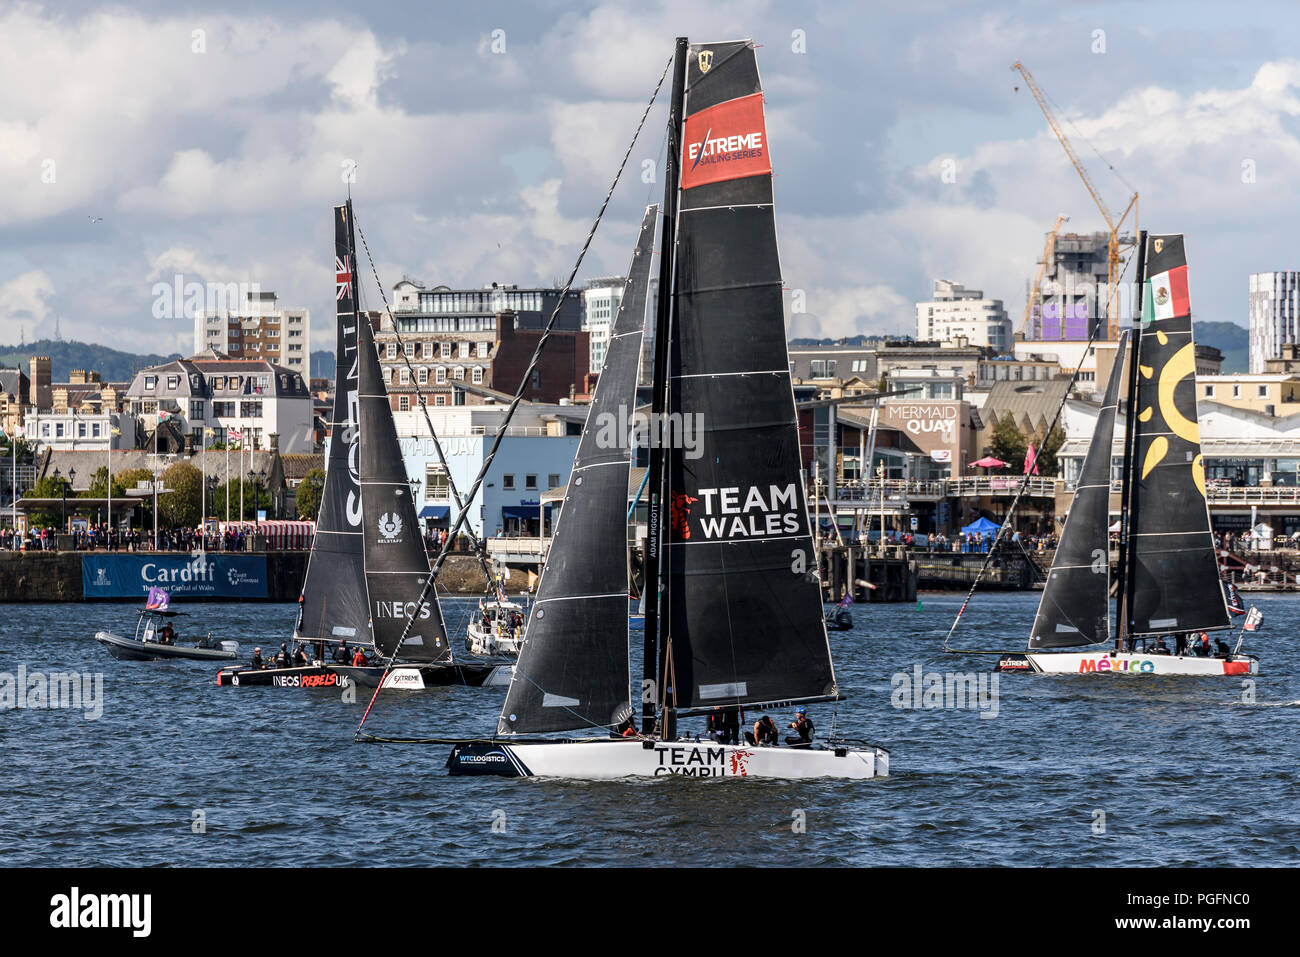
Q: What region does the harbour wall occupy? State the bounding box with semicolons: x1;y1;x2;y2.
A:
0;551;489;602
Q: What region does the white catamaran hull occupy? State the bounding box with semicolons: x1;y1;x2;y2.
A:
1021;651;1257;676
447;737;887;780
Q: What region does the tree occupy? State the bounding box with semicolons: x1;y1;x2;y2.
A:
989;415;1029;473
113;467;158;526
29;474;72;527
211;477;276;521
294;468;326;520
82;466;130;499
159;462;203;529
1035;424;1066;477
988;416;1067;476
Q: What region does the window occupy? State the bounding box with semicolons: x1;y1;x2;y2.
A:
144;375;157;390
441;342;452;359
425;465;450;501
1205;385;1215;397
167;375;180;390
78;422;86;437
1232;384;1241;398
190;400;204;420
213;401;236;417
398;395;409;411
472;366;484;384
453;366;464;380
418;367;428;385
240;400;263;417
525;475;537;490
92;424;101;438
503;474;515;490
531;370;541;389
1259;385;1269;397
436;367;447;384
458;342;469;359
422;342;433;359
477;341;488;358
404;342;415;358
56;423;64;437
434;395;446;406
548;474;560;488
399;367;410;385
386;343;397;359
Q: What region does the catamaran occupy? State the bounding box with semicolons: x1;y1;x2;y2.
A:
445;38;888;779
217;201;494;690
995;232;1259;676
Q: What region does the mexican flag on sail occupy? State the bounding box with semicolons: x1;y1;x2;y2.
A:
1142;264;1190;323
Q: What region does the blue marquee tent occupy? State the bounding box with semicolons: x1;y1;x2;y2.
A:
960;516;1000;536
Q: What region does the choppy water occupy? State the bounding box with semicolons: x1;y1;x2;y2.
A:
1;593;1296;866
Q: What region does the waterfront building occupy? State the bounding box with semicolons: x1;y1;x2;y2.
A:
194;290;310;376
915;280;1012;351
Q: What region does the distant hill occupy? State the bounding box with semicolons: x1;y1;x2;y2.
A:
0;339;180;382
310;350;334;379
1196;321;1249;374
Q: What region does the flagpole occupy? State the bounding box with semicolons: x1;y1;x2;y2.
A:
106;424;111;547
201;426;207;555
153;421;159;549
225;437;230;524
241;432;246;520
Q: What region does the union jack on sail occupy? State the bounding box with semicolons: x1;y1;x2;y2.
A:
336;255;352;301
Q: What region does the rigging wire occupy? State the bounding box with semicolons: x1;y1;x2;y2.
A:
941;253;1137;655
354;53;673;740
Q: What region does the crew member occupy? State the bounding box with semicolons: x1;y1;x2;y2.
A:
786;707;814;748
746;714;779;746
334;641;351;664
274;643;291;668
722;706;741;745
707;707;727;744
251;646;264;669
292;643;309;666
351;646;369;667
159;622;176;646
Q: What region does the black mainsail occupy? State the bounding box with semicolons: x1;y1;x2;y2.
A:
1126;234;1230;635
1028;332;1127;648
498;205;658;734
356;270;451;662
660;40;836;710
295;203;367;643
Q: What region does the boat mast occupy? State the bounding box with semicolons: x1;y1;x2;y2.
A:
641;37;687;737
1116;229;1147;648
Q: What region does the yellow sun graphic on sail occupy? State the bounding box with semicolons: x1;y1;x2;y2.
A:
1139;341;1204;496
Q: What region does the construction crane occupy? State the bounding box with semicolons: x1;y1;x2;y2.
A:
1022;213;1069;337
1012;60;1137;339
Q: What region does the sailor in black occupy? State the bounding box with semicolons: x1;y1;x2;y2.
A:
786;707;814;748
251;647;263;669
274;643;291;668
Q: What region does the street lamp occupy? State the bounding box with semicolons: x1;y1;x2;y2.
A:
248;468;266;527
205;474;219;549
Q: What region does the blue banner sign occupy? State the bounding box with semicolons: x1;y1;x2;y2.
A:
82;554;269;599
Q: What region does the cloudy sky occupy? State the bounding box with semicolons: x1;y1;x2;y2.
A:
3;0;1299;355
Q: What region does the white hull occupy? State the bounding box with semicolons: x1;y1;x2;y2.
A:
1022;651;1257;676
448;737;887;780
465;621;523;658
